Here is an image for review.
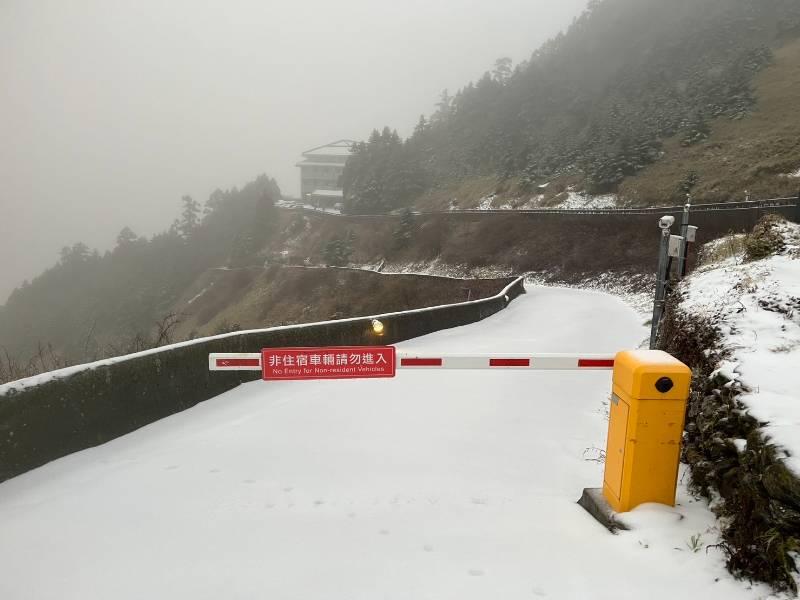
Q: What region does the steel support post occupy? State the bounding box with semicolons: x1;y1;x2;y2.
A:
650;222;672;349
677;195;691;279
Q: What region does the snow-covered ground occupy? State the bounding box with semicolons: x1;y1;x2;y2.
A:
0;288;775;599
679;222;800;476
186;284;212;305
471;190;618;212
780;167;800;179
552;190;618;210
521;193;547;208
477;194;496;210
276;198;342;214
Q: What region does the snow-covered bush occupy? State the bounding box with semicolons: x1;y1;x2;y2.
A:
744;214;786;261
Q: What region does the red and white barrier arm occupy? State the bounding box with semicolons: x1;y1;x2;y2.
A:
397;354;614;370
209;353;615;371
209;353;261;371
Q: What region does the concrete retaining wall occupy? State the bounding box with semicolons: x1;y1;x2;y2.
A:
0;277;524;483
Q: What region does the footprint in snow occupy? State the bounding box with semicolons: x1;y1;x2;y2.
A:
379;529;390;536
165;465;179;470
468;569;485;577
423;545;434;552
532;587;547;597
283;487;293;493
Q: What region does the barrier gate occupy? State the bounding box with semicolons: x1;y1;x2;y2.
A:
209;346;691;531
210;349;616;374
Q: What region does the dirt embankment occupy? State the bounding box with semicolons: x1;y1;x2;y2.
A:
173;266;514;340
266;208;768;283
168;202;782;342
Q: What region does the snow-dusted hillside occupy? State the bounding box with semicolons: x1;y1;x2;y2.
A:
679;221;800;473
0;288;775;599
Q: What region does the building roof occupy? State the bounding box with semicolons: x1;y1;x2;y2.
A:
302;139;357;158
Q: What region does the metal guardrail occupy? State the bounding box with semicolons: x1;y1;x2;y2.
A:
278;196;799;218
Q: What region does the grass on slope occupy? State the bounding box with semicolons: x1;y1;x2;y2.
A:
620;37;800;205
172;266;512;339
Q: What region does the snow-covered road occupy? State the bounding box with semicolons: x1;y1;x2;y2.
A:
0;288;773;599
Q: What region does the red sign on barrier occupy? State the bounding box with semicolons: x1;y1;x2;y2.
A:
261;346;396;381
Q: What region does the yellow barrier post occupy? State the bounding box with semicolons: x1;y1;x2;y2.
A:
579;349;691;530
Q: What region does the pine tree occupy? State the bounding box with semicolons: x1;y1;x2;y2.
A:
492;57;512;85
322;232;355;266
433;89;453;122
178;195;200;238
115;227;139;248
413;115;428;137
249;191;276;251
60;242;91;265
392;209;416;249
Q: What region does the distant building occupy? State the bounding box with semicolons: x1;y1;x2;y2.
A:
296;139;356;207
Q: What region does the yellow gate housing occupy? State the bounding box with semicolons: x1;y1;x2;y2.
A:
603;350;692;513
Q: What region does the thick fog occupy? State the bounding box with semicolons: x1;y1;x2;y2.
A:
1;0;587;303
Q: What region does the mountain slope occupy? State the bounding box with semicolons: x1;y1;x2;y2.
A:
342;0;800;213
0;175;282;371
169;267;512;340
620;36;800;204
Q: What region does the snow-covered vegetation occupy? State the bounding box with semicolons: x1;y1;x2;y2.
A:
661;215;800;591
680;218;800;473
551;190;618;210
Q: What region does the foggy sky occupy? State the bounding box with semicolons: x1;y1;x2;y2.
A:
0;0;587;303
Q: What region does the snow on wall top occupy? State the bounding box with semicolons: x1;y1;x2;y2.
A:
679;221;800;473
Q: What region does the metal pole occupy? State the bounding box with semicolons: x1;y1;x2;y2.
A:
677;194;691;279
650;219;673;349
796;188;800;224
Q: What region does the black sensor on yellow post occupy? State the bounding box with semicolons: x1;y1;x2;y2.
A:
578;350;691;531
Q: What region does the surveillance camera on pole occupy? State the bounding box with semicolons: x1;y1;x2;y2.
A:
659;215;675;230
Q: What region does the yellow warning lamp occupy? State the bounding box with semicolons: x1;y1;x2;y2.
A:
371;319;385;336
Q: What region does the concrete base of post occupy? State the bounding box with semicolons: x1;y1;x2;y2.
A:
577;488;630;533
